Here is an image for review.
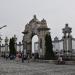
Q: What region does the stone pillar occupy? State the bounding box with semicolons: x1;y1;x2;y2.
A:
0;37;2;56
14;35;17;51
5;37;9;56
63;33;67;52
37;19;50;58
22;41;26;56
67;34;72;58
54;37;60;56
26;41;32;57
18;42;21;52
62;24;72;59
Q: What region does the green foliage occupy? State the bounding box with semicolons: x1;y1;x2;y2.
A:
9;37;16;56
45;33;55;60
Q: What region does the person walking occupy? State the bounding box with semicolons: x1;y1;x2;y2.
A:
27;55;30;63
22;54;24;63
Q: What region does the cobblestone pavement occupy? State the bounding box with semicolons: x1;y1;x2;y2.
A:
0;58;75;75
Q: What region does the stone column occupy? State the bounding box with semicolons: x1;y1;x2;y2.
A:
14;35;17;51
5;37;9;56
62;24;72;59
19;42;21;52
67;34;72;58
26;41;32;58
23;35;27;56
0;37;2;56
37;19;50;58
63;33;67;52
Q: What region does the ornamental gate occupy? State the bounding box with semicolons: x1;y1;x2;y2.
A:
22;15;50;58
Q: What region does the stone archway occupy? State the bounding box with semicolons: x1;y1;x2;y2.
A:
32;35;38;53
22;15;50;58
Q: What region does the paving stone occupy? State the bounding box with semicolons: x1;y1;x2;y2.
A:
0;58;75;75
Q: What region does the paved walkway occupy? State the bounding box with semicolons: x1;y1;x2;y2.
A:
0;58;75;75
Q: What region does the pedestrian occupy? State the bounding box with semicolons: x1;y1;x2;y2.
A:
16;53;19;62
27;55;30;63
58;56;62;64
22;54;24;63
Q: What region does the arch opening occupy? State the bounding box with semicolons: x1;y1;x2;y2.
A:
32;35;39;53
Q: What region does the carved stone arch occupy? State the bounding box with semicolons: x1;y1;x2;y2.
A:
22;15;50;58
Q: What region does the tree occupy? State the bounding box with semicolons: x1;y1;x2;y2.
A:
45;33;55;60
9;37;16;56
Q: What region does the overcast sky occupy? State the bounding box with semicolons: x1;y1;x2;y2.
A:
0;0;75;44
